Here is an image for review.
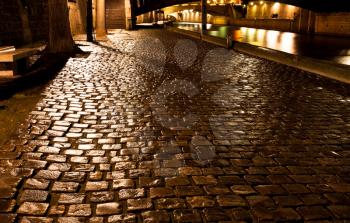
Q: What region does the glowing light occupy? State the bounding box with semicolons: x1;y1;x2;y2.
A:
272;2;280;13
334;56;350;66
250;2;254;5
257;29;266;42
248;27;257;42
280;32;296;54
266;30;279;49
260;1;264;5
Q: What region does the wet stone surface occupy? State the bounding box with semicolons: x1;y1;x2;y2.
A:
0;29;350;222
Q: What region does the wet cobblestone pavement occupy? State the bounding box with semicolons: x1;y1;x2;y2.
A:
1;29;350;222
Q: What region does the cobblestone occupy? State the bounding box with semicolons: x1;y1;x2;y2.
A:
96;202;121;215
67;204;91;217
58;193;85;204
52;182;79;192
18;202;49;215
127;198;153;211
150;187;175;198
142;210;170;223
0;29;350;222
48;205;65;215
173;209;202;222
107;214;136;223
20;190;49;202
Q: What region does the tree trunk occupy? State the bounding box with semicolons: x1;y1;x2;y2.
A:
16;0;32;44
48;0;75;53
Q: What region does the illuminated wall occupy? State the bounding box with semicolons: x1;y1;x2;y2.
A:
69;1;86;35
207;0;241;5
246;1;300;20
315;13;350;36
167;10;229;25
163;4;230;25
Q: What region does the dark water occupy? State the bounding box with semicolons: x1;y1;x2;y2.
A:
174;22;350;66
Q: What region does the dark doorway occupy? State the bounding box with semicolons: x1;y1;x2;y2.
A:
106;0;126;29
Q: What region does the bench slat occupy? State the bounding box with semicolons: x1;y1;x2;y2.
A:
0;48;36;62
0;70;15;77
0;48;37;76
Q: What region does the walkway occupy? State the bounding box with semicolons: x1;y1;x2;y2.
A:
1;29;350;222
174;22;350;66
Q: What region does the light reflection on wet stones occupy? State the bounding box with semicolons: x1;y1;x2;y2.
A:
0;29;348;222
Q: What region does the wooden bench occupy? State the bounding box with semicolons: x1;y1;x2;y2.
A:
0;47;36;77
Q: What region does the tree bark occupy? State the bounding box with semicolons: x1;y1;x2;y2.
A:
48;0;75;53
16;0;32;44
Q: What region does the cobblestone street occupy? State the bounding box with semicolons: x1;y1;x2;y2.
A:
1;29;350;222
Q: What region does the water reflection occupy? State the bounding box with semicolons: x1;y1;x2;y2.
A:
174;22;350;66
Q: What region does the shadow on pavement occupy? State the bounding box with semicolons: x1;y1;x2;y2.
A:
0;45;91;100
0;54;68;100
0;47;89;146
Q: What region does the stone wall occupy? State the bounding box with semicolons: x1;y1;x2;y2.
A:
165;11;229;25
0;0;48;46
246;1;299;20
239;10;350;36
231;19;294;32
244;2;350;36
68;0;87;35
315;13;350;36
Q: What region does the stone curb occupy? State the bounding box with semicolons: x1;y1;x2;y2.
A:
167;27;350;84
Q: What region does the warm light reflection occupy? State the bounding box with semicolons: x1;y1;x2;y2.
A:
257;29;266;42
280;32;296;54
266;30;279;49
272;2;280;12
173;23;350;66
248;27;257;42
334;56;350;66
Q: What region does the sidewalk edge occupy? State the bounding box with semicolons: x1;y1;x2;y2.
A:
167;27;350;85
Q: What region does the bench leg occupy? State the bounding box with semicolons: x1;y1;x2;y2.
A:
13;58;29;75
